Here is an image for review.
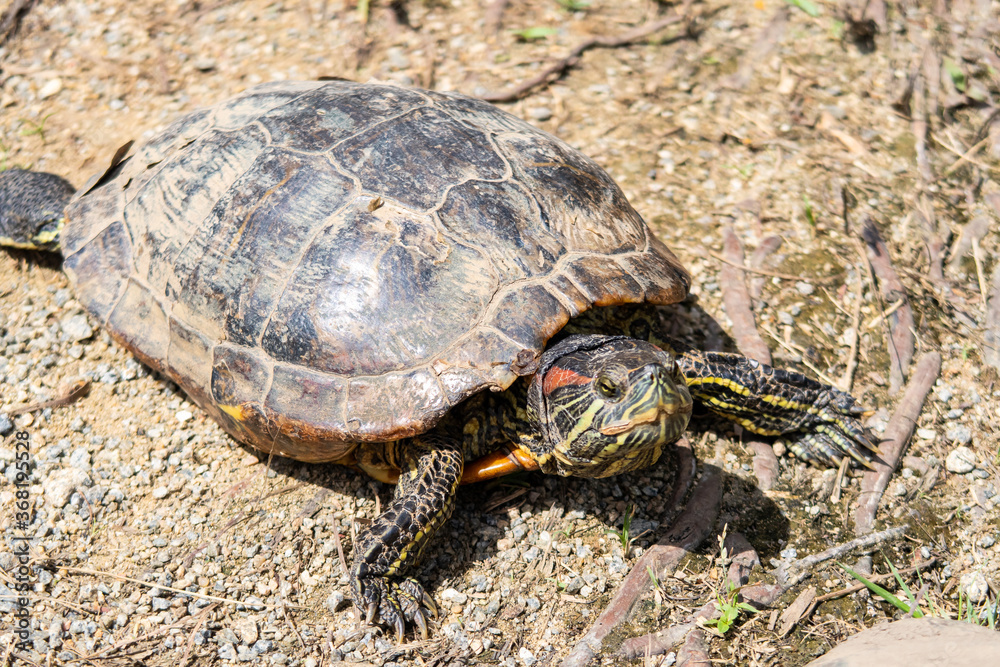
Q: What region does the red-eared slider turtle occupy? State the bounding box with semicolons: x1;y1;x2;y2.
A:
0;80;877;640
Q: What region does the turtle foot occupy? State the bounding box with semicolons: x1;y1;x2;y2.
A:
352;574;437;642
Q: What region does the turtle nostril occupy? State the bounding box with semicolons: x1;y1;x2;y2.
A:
642;363;668;382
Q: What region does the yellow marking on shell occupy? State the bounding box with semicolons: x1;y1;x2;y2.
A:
463;419;480;437
219;403;246;421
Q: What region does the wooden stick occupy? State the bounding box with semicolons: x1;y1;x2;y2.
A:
560;461;722;667
859;216;915;395
481;4;694;102
855;353;940;535
720;227;772;365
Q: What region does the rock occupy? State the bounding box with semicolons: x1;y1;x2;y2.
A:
61;314;93;342
960;571;989;603
218;643;237;661
528;106;552;121
945;424;972;445
519;646;536;666
0;413;13;437
235;618;258;644
43;468;92;507
440;588;468;605
386;47;410;70
68;448;91;469
945;447;977;474
325;591;346;613
38;78;62;99
805;617;1000;666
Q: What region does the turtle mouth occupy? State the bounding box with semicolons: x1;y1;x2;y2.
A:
598;400;693;436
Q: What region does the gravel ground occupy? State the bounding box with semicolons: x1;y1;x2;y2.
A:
1;1;999;665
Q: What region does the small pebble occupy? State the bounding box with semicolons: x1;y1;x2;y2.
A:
528;106;552;121
68;448;91;469
0;414;13;437
43;468;91;507
519;646;536;666
945;424;972;445
38;77;63;99
326;591;346;613
176;410;193;423
945;446;977;474
440;587;468;605
218;643;237;661
795;281;815;295
61;314;93;342
959;571;989;603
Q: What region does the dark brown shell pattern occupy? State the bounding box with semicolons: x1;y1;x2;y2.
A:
60;81;689;462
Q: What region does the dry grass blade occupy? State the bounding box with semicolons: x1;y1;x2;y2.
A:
983;263;1000;372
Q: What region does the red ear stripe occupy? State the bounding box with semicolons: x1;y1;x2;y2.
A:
542;367;593;395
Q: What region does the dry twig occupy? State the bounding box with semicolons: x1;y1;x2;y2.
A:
618;532;759;660
0;0;35;46
560;454;721;667
859;216;915;395
484;0;509;37
8;378;90;416
481;3;695;102
719;227;771;365
855;353;941;535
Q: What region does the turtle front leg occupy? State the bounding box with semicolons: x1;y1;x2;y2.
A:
675;349;880;467
351;435;463;641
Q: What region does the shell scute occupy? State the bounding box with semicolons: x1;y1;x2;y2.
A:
329;105;506;212
260;199;495;376
436;179;563;284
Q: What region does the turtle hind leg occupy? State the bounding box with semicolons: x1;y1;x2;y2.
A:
677;349;881;467
0;169;75;251
350;435;463;641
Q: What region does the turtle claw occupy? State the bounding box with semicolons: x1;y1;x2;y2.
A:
786;388;884;468
413;607;429;640
352;575;436;642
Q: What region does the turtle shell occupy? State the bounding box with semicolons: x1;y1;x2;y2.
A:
60;81;689;462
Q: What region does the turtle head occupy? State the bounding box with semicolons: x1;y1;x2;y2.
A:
524;334;692;478
0;169;75;252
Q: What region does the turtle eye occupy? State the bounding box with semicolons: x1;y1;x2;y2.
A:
595;376;621;400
